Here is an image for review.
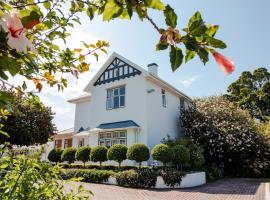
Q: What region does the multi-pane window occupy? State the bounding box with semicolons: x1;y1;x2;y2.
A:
161;89;167;107
98;130;127;148
106;86;125;109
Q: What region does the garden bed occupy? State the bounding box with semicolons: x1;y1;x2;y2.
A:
61;168;206;189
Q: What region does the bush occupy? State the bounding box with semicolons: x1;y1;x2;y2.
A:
127;143;150;167
107;144;127;167
61;148;77;164
115;169;157;188
61;169;115;183
48;148;63;164
75;147;91;167
159;169;185;187
59;163;140;171
171;145;190;171
151;144;172;166
189;144;205;169
90;146;107;166
181;96;270;177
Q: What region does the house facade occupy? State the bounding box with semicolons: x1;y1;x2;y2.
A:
54;52;192;164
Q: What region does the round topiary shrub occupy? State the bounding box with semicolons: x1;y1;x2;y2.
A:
107;144;128;167
75;146;91;167
151;144;172;166
171;145;190;171
48;148;63;164
127;143;150;167
90;146;108;166
61;148;77;164
189;144;205;169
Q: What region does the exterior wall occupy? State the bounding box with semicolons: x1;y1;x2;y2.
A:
74;75;149;146
145;80;182;149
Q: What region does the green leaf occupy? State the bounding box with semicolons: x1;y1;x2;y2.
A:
188;11;207;36
0;56;20;76
206;25;219;37
156;41;169;51
50;44;60;51
170;46;183;71
144;0;165;11
0;10;4;17
103;0;123;21
19;10;41;28
185;49;196;63
188;11;202;28
197;47;209;64
87;6;96;20
205;37;227;49
164;5;177;28
43;1;51;9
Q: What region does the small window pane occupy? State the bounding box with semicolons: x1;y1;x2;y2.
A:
120;96;125;107
120;131;126;137
112;140;118;145
106;132;111;138
106;140;111;147
114;88;119;95
113;132;119;138
114;96;119;108
120;87;125;95
119;139;126;145
99;140;105;146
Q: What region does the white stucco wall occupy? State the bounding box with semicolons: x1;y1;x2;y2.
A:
145;80;181;149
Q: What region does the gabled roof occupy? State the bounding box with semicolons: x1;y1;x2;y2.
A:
70;52;192;102
57;128;74;135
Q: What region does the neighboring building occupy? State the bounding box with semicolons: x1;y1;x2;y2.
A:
53;128;73;149
54;52;192;164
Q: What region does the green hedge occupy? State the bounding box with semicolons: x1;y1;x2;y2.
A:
59;163;141;171
159;169;185;187
115;169;157;188
61;169;115;183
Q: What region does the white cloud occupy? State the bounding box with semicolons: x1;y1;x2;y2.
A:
180;75;200;87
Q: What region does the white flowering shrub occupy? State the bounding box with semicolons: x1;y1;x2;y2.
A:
181;96;270;177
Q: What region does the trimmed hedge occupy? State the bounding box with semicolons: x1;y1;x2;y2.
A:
115;169;157;188
151;144;172;166
61;148;77;164
75;146;91;166
90;146;108;166
48;148;63;163
107;144;127;167
61;169;115;183
171;145;190;170
127;143;150;167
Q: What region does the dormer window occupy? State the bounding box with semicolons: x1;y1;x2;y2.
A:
106;86;125;109
162;89;167;107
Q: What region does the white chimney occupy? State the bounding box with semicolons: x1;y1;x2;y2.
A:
147;63;158;76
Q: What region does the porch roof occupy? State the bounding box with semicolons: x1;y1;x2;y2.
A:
97;120;140;130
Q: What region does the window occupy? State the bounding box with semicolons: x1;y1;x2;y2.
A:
64;139;68;148
161;89;167;107
98;130;127;148
78;138;84;147
106;86;125;109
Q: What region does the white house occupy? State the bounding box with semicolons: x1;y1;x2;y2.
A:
54;52;192;164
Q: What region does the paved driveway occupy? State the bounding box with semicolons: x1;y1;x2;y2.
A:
64;178;269;200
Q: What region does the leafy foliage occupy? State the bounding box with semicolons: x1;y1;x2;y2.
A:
107;144;127;167
159;169;184;187
171;145;190;170
151;144;172;166
61;147;77;164
90;145;108;166
0;148;92;200
115;169;157;188
225;67;270;120
0;89;55;146
75;146;91;167
127;143;150;167
181;96;270;177
48;148;63;164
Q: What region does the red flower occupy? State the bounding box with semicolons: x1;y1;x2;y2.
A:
213;52;235;75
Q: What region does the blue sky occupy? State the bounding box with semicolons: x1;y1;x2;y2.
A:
38;0;270;131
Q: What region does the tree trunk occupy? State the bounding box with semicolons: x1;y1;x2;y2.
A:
99;161;102;167
84;162;85;168
139;162;141;168
118;162;121;169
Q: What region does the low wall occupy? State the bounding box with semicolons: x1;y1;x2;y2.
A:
103;171;206;189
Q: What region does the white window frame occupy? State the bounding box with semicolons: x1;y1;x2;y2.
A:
106;86;125;110
98;130;127;147
161;89;167;107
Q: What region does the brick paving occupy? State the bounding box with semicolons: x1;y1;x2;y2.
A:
64;178;269;200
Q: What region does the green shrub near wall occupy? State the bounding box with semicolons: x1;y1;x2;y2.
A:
75;147;91;167
171;145;190;171
159;169;185;187
48;148;63;164
90;146;108;166
115;169;157;188
151;144;172;166
107;144;127;167
61;148;77;164
127;144;150;167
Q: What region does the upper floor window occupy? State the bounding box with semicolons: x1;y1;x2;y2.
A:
161;89;167;107
106;86;125;109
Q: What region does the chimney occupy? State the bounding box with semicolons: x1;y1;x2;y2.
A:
147;63;158;76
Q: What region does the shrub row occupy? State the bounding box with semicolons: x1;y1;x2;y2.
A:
49;141;204;170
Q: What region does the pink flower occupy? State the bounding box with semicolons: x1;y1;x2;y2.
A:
212;52;235;75
0;10;35;53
